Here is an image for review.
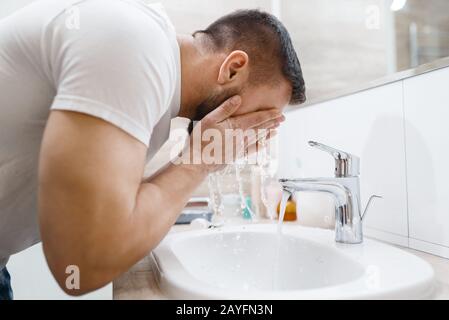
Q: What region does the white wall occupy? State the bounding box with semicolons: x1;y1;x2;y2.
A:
403;66;449;258
0;0;37;19
280;65;449;258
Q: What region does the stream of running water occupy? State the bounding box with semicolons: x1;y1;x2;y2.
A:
272;190;291;289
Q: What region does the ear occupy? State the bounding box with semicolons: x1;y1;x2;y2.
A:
217;50;249;85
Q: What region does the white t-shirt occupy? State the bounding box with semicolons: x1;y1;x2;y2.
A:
0;0;181;268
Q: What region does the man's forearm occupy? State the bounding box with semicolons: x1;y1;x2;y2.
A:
134;162;208;256
39;112;212;295
77;162;208;294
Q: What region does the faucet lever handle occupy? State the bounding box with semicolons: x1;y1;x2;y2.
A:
308;141;360;177
361;195;382;220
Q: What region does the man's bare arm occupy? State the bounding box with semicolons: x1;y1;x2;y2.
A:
38;96;283;295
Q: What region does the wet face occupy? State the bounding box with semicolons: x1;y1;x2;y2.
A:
193;79;292;121
233;79;292;116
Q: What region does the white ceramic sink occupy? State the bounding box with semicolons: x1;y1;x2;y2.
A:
151;224;435;299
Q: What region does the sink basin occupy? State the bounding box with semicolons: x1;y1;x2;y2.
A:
151;224;435;299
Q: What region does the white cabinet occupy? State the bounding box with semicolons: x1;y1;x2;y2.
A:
279;81;409;240
404;66;449;251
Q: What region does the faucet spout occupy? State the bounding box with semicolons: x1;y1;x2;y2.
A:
280;178;349;207
278;141;379;244
279;177;363;244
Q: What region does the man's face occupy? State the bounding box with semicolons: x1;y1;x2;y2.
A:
194;79;292;121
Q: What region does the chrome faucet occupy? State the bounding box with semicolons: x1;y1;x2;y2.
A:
279;141;380;244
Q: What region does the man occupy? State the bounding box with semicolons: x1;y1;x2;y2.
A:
0;0;305;299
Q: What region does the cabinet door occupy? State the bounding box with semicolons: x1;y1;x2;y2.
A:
404;66;449;248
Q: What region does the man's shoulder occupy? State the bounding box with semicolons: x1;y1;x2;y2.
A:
82;0;174;38
49;0;177;68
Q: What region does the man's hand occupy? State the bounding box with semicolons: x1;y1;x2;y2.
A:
180;95;284;172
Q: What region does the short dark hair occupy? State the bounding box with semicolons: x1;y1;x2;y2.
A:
194;9;306;105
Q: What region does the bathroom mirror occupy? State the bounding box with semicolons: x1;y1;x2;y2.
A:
2;0;448;106
146;0;449;106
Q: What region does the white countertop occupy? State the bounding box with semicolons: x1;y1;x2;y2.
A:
113;223;449;300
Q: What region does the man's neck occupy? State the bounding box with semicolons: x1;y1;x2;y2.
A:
177;34;206;120
177;35;220;119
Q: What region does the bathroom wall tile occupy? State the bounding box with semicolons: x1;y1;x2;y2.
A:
279;81;408;237
403;66;449;248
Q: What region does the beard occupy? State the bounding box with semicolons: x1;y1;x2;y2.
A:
193;88;239;121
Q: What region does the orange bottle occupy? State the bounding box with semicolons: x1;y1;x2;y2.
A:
276;195;297;221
